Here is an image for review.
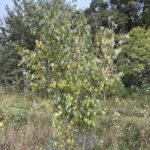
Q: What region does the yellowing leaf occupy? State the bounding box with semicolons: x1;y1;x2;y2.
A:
0;122;3;128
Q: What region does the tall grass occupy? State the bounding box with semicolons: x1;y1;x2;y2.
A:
0;92;150;149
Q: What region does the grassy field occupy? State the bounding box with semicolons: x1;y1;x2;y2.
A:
0;92;150;150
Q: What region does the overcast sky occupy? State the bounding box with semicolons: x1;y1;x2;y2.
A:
0;0;91;18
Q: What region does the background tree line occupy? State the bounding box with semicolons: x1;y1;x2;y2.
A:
0;0;149;94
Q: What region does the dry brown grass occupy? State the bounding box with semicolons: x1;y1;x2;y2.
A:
0;115;50;150
0;93;150;150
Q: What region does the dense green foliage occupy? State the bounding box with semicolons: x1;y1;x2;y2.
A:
117;27;150;92
0;0;149;92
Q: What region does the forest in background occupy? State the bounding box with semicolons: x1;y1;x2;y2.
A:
0;0;150;149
